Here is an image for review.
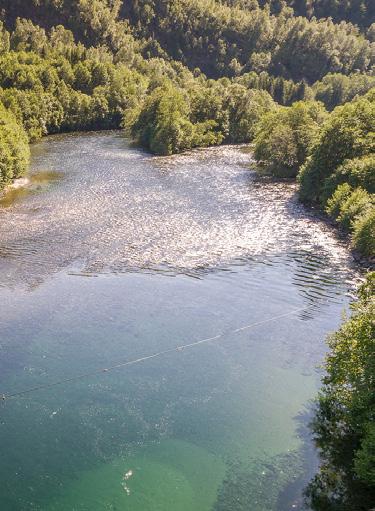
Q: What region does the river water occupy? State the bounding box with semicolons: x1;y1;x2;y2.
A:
0;132;358;510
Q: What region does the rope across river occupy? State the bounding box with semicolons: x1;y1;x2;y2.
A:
1;305;311;401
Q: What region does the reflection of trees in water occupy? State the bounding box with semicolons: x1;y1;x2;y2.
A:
213;452;305;511
305;448;375;511
213;408;318;511
305;404;375;511
286;250;356;320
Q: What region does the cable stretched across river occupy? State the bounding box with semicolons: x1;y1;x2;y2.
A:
1;305;311;401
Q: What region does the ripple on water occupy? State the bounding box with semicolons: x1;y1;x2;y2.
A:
0;132;357;295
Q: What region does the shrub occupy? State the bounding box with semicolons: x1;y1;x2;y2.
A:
322;154;375;204
325;182;353;219
353;209;375;257
125;82;223;155
306;273;375;509
326;185;373;231
0;101;30;187
336;188;373;231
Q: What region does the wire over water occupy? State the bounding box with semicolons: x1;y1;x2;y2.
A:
2;306;310;401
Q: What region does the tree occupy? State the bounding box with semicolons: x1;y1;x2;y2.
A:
299;91;375;203
313;73;375;111
254;100;326;176
125;83;222;155
326;185;373;231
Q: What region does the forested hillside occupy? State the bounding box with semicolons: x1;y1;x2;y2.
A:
122;0;374;81
225;0;375;29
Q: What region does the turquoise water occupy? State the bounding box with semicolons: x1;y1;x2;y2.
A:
0;133;358;510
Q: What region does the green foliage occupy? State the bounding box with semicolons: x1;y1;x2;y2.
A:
0;21;10;54
326;185;373;231
0;87;64;140
313;73;375;111
190;81;276;143
0;101;29;187
234;71;312;106
122;0;374;83
228;0;375;28
1;0;374;86
325;183;353;219
299;92;375;203
352;209;375;256
10;18;48;54
306;273;375;510
354;423;375;484
125;83;223;155
254;100;326;176
336;188;373;232
226;87;276;142
0;31;150;138
296;91;375;257
322;154;375;203
283;0;375;29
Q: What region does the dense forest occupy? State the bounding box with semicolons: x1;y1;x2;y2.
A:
0;3;373;507
226;0;375;29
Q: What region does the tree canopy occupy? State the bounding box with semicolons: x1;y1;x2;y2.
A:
254;100;326;177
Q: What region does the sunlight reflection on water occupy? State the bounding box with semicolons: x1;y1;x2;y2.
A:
0;132;356;291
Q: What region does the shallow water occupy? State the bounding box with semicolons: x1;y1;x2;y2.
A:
0;132;358;510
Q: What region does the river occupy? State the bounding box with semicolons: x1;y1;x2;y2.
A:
0;131;359;510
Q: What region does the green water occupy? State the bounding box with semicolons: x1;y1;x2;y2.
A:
0;132;358;510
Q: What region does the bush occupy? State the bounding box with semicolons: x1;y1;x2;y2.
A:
353;209;375;257
322;154;375;204
0;101;29;187
0;87;64;140
125;83;223;155
326;185;373;231
313;73;375;111
225;86;276;142
337;188;373;231
325;183;353;219
354;423;375;485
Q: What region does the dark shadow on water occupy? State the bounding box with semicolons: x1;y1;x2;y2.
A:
211;404;318;511
275;405;318;511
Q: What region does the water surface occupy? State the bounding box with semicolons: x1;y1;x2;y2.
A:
0;132;358;510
